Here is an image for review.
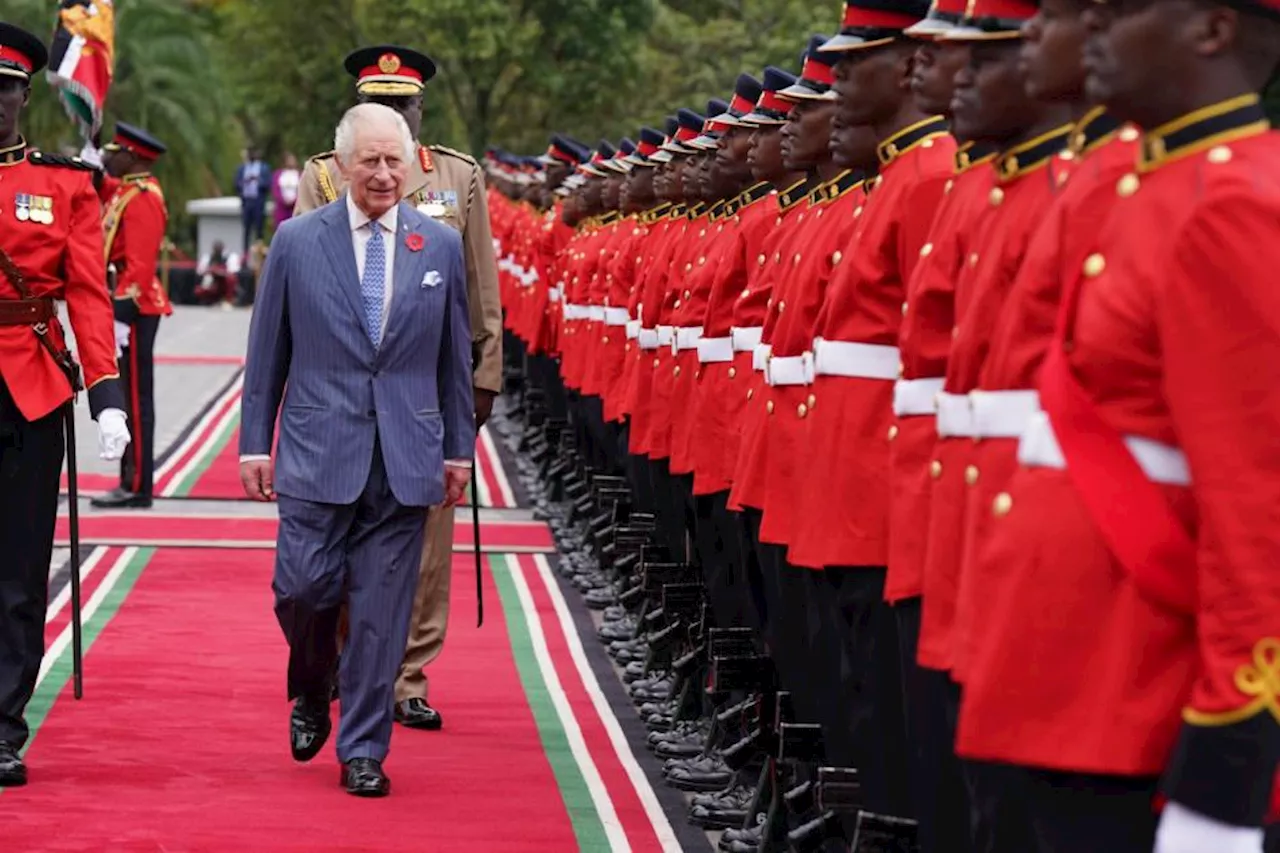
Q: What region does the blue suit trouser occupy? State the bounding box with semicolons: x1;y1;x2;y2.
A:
273;435;426;762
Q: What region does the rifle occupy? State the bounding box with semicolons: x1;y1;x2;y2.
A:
0;248;85;698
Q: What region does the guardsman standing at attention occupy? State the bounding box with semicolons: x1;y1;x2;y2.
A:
294;45;503;731
0;22;131;786
90;122;171;510
954;0;1280;849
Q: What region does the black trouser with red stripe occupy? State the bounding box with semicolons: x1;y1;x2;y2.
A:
0;378;65;749
118;316;160;497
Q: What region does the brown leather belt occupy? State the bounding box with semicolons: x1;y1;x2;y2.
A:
0;297;56;326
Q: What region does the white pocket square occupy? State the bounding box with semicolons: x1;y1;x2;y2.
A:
421;270;442;288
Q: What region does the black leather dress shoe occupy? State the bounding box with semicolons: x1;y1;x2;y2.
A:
393;698;442;730
341;758;390;797
0;743;27;787
89;488;153;509
290;697;331;762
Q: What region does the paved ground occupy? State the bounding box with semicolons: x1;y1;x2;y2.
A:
62;304;251;479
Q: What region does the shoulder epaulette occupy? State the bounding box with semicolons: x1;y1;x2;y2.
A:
29;150;98;172
306;150;336;165
428;144;478;167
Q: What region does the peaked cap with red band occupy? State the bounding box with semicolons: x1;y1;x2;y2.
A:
904;0;971;38
660;108;708;154
625;126;667;166
780;34;840;101
344;44;437;97
820;0;931;52
0;23;48;82
741;67;800;126
714;74;766;128
942;0;1037;39
103;122;167;161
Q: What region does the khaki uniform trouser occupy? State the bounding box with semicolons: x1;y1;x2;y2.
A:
337;504;454;702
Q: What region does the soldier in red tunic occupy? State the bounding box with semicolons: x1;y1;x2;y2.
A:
90;123;171;509
954;0;1280;849
0;22;130;787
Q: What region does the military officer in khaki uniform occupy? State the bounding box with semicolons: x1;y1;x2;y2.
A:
294;44;503;730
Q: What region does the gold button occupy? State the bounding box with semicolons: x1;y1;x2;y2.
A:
989;187;1004;206
944;179;954;194
740;289;750;299
902;301;908;317
684;289;691;299
699;229;706;238
747;388;754;400
888;425;899;441
653;358;660;368
920;243;933;257
758;254;767;266
854;205;864;218
766;400;775;414
674;365;681;377
777;301;785;314
636;256;642;264
897;362;905;378
674;299;682;308
1059;149;1076;161
1119;126;1139;142
797;403;808;418
793;254;802;266
832;251;843;265
728;367;737;378
1207;145;1232;164
685;263;693;272
1083;253;1106;278
603;336;610;344
993;492;1013;516
922;138;934;148
965;465;979;486
969;252;979;267
1117;173;1139;197
696;368;703;379
807;393;816;408
930;460;943;479
698;256;706;265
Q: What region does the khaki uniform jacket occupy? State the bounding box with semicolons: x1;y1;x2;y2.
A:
294;144;503;394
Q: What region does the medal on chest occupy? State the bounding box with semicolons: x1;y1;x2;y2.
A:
416;189;459;220
13;193;54;225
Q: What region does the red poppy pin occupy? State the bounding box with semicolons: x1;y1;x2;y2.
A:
405;233;424;252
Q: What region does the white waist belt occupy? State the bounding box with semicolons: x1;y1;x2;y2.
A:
657;326;675;346
936;392;976;438
625;320;641;340
562;304;580;319
971;390;1041;438
587;306;606;322
812;338;900;381
697;336;734;364
639;329;660;350
521;268;538;286
731;326;764;352
1018;412;1191;486
673;326;704;352
752;344;772;373
767;355;812;387
893;377;944;417
604;307;630;326
548;288;561;303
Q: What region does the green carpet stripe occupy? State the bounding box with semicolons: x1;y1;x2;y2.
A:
10;547;156;771
490;554;612;851
169;409;241;497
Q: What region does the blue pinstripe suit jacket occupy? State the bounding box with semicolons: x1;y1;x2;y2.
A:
239;196;476;507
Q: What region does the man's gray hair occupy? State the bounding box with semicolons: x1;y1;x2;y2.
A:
334;103;415;166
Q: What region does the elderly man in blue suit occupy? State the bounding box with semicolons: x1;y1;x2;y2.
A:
239;102;475;798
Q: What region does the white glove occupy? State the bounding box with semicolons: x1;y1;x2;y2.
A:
1155;802;1264;853
78;142;103;169
96;408;132;461
114;321;130;358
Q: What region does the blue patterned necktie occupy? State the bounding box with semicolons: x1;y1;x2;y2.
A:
361;220;385;346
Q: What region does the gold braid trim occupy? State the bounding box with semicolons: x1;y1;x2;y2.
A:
1183;638;1280;727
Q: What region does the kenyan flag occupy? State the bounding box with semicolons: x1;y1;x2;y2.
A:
46;0;116;140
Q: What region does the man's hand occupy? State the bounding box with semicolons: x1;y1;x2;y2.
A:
240;458;276;502
96;408;131;460
444;465;471;507
113;321;130;358
1154;802;1265;853
474;389;497;429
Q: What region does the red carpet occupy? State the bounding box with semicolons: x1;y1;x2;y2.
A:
55;515;554;550
8;550;584;852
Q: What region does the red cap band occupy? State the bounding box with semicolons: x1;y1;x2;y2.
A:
800;56;836;87
637;141;660;157
842;6;923;28
758;89;791;115
357;52;425;84
966;0;1037;19
0;46;32;73
114;132;163;160
675;126;699;142
729;93;755;114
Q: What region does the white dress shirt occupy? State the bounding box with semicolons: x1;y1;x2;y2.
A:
240;195;471;471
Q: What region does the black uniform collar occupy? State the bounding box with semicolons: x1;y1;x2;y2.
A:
738;181;775;208
0;136;27;166
994;124;1073;182
778;175;817;211
1068;107;1122;158
877;116;949;167
1139;93;1269;171
955;141;997;172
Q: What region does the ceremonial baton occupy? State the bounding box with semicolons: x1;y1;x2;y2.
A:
63;406;85;699
473;459;484;627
